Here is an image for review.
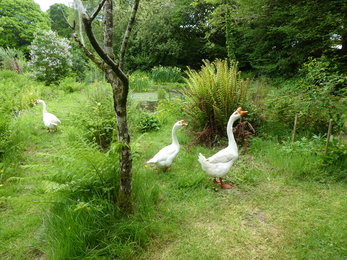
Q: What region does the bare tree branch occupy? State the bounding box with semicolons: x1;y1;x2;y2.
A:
103;0;114;59
91;0;108;21
60;9;75;30
119;0;140;70
61;8;108;70
73;0;127;83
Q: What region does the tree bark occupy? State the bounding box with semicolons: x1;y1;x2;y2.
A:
70;0;140;215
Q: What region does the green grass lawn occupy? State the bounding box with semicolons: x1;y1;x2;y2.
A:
1;89;347;260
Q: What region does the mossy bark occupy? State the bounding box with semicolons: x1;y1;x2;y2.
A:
67;0;140;215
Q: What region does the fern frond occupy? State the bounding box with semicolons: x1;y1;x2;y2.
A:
182;59;249;145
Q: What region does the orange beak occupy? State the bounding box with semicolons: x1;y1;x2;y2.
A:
181;120;188;126
237;107;248;116
34;99;38;104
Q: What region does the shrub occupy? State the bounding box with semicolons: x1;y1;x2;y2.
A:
182;59;249;146
28;30;73;85
261;57;347;137
136;113;161;133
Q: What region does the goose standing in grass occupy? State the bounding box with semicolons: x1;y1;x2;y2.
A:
34;99;61;132
198;107;248;189
147;120;188;171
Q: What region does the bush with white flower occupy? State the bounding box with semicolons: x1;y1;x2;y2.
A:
28;30;73;84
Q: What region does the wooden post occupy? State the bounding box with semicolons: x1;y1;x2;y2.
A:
324;119;333;156
291;113;298;143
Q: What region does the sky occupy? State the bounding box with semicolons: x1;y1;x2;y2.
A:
33;0;73;12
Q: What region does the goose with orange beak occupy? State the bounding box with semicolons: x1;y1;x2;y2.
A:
198;107;248;188
147;120;188;171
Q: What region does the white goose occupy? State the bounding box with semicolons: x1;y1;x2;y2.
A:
147;120;188;171
34;99;61;132
198;107;247;189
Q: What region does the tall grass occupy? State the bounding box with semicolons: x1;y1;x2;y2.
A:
2;73;347;260
0;47;26;72
182;59;249;145
40;133;163;259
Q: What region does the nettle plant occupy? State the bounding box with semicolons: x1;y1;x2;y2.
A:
28;30;73;84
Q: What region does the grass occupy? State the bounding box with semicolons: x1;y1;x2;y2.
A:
1;81;347;259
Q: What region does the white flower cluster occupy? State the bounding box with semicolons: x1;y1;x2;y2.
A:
28;30;73;83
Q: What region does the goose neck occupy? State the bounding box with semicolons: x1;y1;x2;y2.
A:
172;125;179;146
41;101;47;113
227;116;238;151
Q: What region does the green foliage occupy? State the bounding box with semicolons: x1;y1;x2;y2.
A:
0;0;50;53
261;57;347;137
70;84;116;149
157;87;167;99
182;59;249;145
155;97;186;125
126;0;226;71
70;44;89;82
129;71;152;92
0;47;26;72
48;4;72;38
31;135;156;259
223;0;347;76
59;76;85;93
321;141;347;180
0;72;37;162
151;65;183;83
136;113;161;133
0;71;40;116
279;135;347;182
299;56;347;95
28;30;73;85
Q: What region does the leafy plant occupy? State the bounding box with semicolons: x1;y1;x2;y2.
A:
299;56;347;93
70;84;116;149
28;30;73;85
59;76;85;93
129;71;152;92
321;141;347;181
150;65;183;83
182;59;249;145
155;97;186;125
136;113;161;133
279;134;347;182
262;57;347;138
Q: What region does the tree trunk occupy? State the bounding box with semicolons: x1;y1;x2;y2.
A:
107;72;133;214
69;0;140;215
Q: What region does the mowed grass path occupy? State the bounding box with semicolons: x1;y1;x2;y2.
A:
0;93;82;259
1;91;347;260
137;163;347;260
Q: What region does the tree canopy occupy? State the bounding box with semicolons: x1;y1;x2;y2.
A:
0;0;50;53
125;0;227;71
0;0;346;77
227;0;347;76
48;3;72;39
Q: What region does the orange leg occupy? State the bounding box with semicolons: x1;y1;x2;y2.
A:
219;178;232;189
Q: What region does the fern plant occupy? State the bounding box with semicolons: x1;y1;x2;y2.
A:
182;59;249;145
